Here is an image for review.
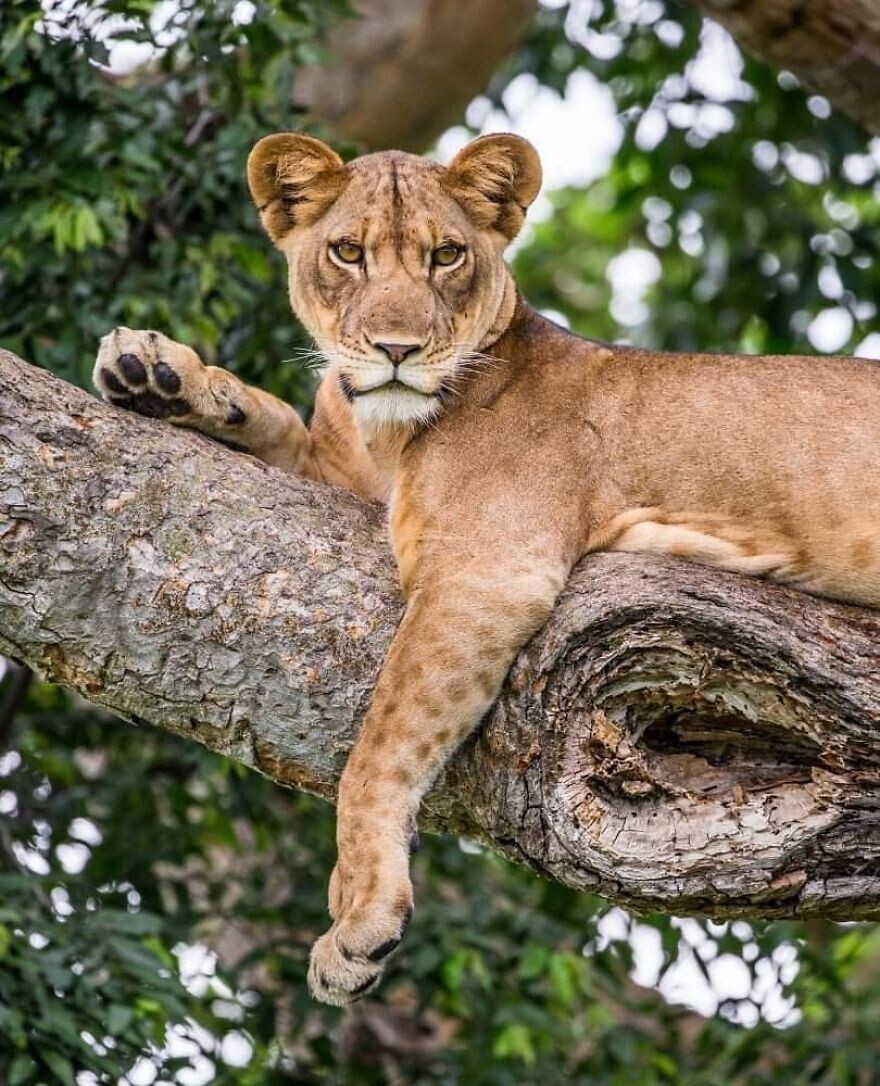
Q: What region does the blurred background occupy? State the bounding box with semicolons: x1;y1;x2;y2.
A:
2;0;880;1082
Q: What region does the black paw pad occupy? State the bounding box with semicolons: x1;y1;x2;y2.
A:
167;398;190;417
366;937;401;963
118;353;147;385
154;361;182;394
101;368;128;395
226;404;246;425
131;391;172;419
109;395;134;410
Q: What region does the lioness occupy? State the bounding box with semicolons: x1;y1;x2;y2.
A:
94;132;880;1005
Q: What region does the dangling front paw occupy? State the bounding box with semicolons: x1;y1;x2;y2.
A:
307;881;413;1006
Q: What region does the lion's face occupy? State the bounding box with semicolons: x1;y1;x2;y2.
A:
247;133;541;429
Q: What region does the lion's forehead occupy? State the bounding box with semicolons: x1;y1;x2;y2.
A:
319;155;471;249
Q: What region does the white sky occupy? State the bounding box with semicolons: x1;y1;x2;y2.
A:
437;68;623;197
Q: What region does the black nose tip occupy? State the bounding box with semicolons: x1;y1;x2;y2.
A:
372;342;422;365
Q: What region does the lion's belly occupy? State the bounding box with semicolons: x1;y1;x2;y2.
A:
571;350;880;608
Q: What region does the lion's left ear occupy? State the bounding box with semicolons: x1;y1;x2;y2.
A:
247;133;347;246
443;134;542;241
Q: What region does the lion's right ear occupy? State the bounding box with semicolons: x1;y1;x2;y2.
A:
247;133;346;245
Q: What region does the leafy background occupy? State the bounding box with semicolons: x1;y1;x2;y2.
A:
2;0;880;1082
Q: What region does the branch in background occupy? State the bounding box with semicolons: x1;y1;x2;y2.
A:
306;0;880;149
3;348;880;919
295;0;538;151
693;0;880;133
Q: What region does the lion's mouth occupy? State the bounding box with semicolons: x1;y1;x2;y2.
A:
339;374;449;402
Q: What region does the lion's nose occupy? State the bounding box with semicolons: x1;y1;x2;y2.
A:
371;341;422;365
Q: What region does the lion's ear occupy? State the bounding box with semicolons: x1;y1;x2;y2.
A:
444;134;542;241
247;133;346;245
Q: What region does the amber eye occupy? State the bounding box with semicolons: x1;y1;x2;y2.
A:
332;240;364;265
433;243;464;267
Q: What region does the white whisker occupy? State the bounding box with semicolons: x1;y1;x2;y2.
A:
290;334;508;431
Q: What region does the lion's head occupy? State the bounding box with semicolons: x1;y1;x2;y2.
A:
247;132;541;429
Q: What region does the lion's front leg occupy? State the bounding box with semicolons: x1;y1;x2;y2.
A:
307;558;568;1006
93;327;316;475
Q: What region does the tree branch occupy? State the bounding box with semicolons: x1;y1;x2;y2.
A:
692;0;880;134
295;0;537;151
4;349;880;919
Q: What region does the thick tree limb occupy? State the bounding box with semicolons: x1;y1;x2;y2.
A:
307;0;880;150
295;0;537;151
693;0;880;134
3;349;880;919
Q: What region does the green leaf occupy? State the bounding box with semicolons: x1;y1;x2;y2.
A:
518;944;548;980
492;1023;536;1065
105;1003;134;1035
548;952;580;1007
41;1051;75;1086
8;1055;37;1086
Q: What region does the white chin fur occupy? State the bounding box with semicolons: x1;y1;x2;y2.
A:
351;386;443;429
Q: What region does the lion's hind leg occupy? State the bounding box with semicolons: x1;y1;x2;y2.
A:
598;507;880;606
599;508;797;579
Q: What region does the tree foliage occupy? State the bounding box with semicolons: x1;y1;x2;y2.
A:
0;0;344;404
3;1;880;1083
510;2;880;357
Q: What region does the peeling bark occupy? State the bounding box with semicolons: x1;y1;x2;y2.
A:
295;0;537;151
693;0;880;134
3;349;880;919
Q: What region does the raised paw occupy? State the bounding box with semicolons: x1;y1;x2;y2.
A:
93;327;207;422
308;879;413;1006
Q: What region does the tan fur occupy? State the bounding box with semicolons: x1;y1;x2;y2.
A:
94;132;880;1005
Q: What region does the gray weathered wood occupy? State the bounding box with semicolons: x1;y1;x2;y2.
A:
3;348;880;919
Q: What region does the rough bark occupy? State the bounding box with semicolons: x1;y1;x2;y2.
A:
692;0;880;134
295;0;537;151
3;348;880;920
